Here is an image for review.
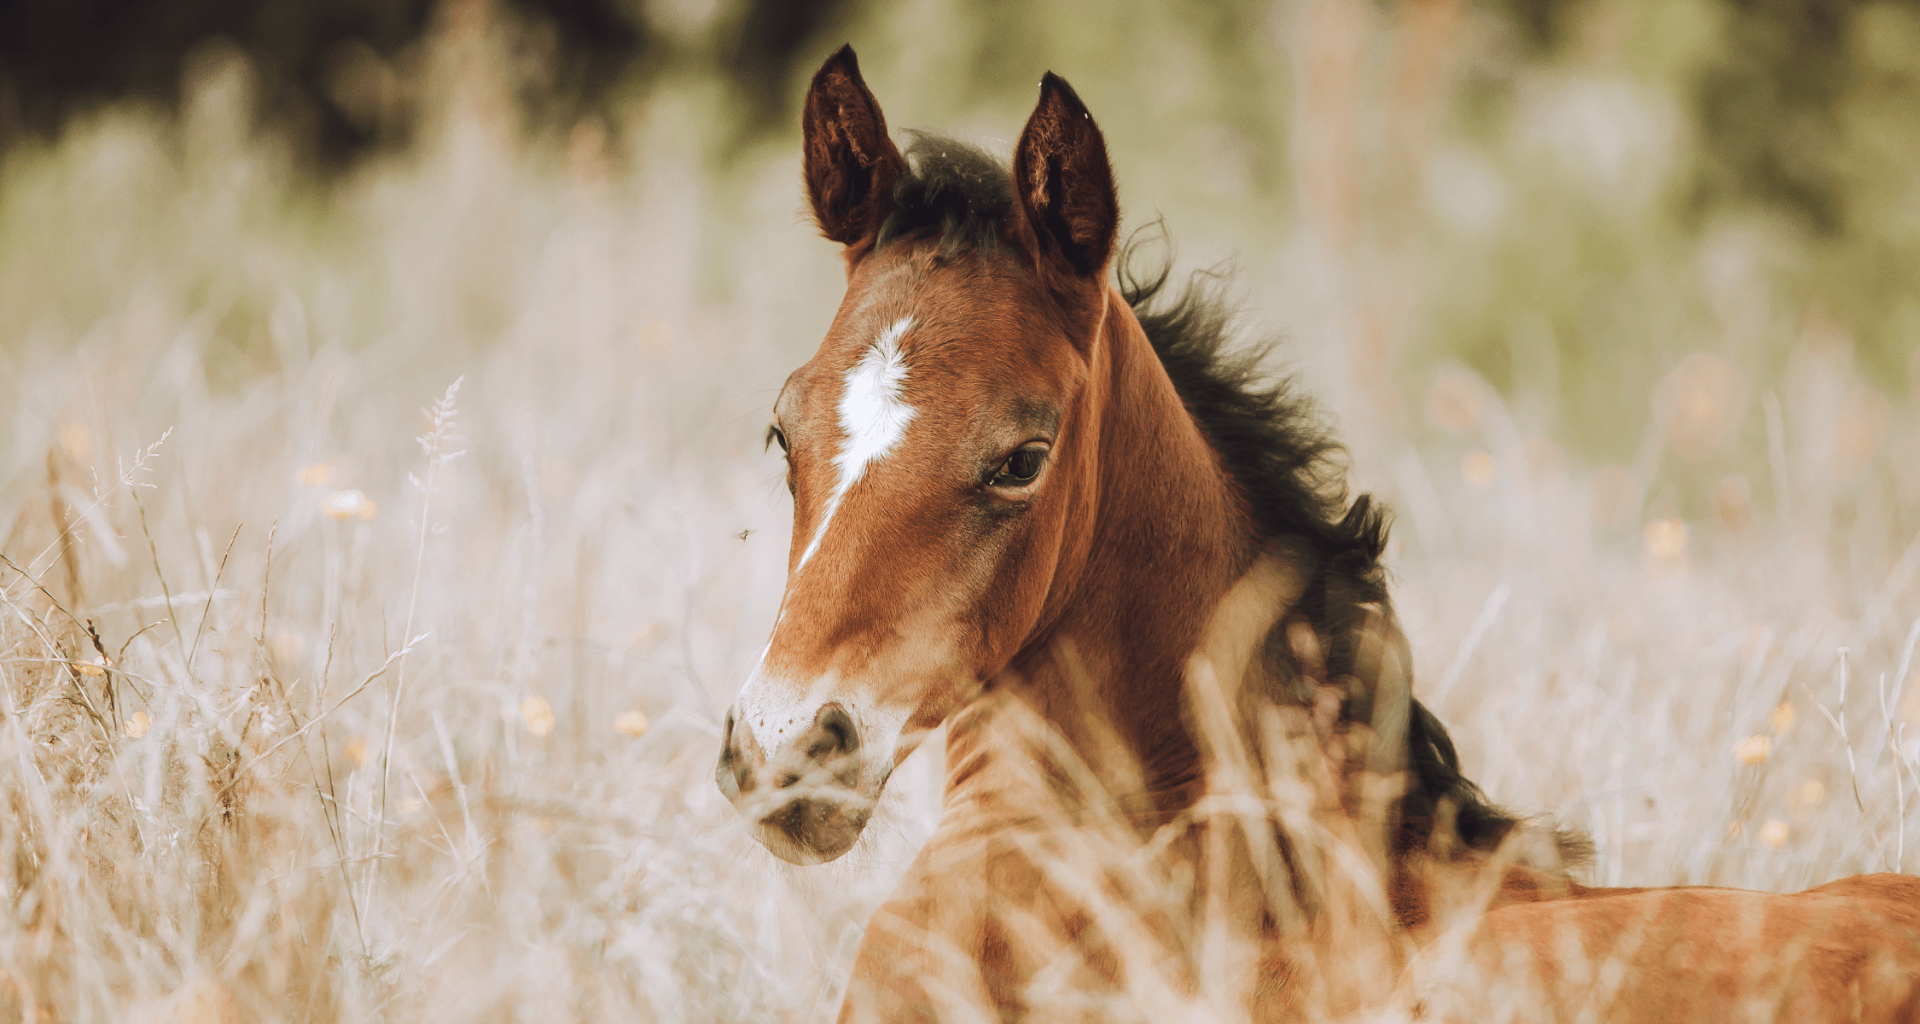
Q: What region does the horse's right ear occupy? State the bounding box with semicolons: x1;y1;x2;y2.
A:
1010;72;1118;290
802;45;906;258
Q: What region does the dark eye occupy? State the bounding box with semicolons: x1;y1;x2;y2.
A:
989;445;1048;488
765;424;789;454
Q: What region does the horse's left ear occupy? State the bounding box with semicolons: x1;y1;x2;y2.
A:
802;45;907;257
1011;72;1119;285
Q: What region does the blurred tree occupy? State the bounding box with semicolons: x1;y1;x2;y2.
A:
715;0;854;143
1489;0;1586;48
1;0;440;161
1421;0;1920;461
0;0;847;165
1693;0;1863;234
1486;0;1920;234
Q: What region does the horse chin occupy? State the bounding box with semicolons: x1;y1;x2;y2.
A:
751;796;873;865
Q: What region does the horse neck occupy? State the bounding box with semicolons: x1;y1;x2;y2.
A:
947;288;1255;818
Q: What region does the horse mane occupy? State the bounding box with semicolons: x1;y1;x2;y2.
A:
877;133;1545;861
1116;249;1537;858
877;133;1014;255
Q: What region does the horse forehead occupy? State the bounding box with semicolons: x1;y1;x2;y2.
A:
785;252;1066;440
797;297;1004;407
852;249;1031;343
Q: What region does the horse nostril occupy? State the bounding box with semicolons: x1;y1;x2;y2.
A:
717;708;760;794
715;711;736;792
811;703;859;761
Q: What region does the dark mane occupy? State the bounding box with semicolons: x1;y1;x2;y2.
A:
1116;244;1529;858
877;134;1014;255
1115;243;1387;588
878;136;1538;860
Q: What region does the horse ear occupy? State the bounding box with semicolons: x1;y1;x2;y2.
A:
1011;72;1119;284
802;45;907;253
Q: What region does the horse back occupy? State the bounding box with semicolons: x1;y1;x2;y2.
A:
1399;872;1920;1023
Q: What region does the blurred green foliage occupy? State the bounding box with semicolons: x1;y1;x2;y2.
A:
2;0;1916;473
1411;0;1920;461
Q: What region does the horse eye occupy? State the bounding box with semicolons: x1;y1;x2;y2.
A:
989;446;1048;488
765;424;789;454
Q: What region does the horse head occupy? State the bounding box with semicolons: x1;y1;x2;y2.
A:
715;46;1123;864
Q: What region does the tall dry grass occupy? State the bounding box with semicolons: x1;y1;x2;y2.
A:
2;2;1918;1021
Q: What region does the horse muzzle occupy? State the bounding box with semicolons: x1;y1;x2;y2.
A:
716;701;876;864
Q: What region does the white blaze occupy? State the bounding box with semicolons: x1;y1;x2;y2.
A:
795;316;917;570
740;317;917;753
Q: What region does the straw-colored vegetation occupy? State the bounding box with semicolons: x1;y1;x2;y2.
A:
2;1;1916;1020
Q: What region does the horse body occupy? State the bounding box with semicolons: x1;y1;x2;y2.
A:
1400;873;1920;1022
715;44;1920;1023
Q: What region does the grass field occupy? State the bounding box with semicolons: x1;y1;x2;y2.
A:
2;4;1918;1021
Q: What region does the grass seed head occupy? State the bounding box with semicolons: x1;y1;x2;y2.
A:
522;696;555;736
321;489;376;520
59;422;93;462
1462;450;1496;488
1423;370;1484;433
1644;518;1688;560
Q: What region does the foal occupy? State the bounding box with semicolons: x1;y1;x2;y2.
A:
715;45;1920;1022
